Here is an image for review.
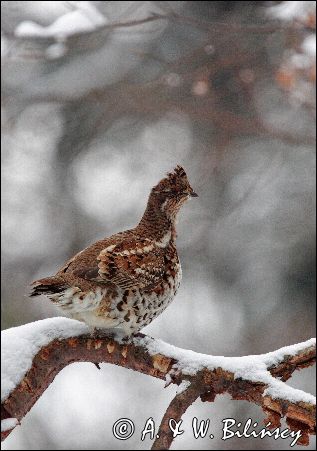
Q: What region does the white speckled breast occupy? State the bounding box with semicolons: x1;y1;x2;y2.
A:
105;261;182;335
48;286;106;312
50;261;182;335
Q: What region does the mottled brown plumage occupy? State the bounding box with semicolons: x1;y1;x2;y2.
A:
31;166;197;336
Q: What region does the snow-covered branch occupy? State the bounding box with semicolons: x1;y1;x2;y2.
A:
1;318;316;447
11;11;288;42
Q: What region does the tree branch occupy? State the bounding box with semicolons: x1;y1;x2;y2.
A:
151;379;204;450
7;12;288;43
1;319;316;448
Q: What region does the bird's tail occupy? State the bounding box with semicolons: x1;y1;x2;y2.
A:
30;276;69;297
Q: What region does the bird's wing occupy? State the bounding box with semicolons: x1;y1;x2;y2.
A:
73;238;165;291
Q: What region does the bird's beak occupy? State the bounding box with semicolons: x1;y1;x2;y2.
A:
190;191;198;197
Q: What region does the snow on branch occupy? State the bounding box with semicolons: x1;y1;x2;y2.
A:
1;318;316;448
12;11;286;42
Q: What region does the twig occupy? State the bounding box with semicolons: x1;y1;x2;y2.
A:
151;379;205;450
6;12;289;43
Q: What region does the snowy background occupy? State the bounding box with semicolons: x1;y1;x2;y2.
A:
1;1;316;450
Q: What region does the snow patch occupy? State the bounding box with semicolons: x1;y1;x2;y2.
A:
176;380;191;395
1;418;18;433
269;1;316;22
46;42;67;60
264;379;316;405
302;34;316;57
134;336;316;404
15;2;107;39
1;318;89;402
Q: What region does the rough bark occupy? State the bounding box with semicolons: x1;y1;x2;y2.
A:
1;333;315;448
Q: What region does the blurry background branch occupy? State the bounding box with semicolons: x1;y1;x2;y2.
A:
1;320;316;448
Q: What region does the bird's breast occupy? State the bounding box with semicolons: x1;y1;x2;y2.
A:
105;258;182;332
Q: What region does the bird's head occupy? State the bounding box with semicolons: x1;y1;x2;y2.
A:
151;165;198;219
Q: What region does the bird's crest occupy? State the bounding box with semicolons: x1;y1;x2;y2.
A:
167;165;187;181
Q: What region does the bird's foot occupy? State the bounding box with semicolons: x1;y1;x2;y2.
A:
89;327;130;343
164;368;182;388
90;327;115;339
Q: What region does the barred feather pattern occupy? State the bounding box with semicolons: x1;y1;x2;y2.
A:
31;166;196;336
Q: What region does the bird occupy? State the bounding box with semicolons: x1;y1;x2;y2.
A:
30;165;198;337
